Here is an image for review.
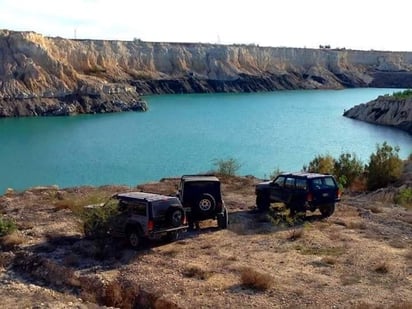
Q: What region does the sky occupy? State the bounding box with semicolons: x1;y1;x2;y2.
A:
0;0;411;51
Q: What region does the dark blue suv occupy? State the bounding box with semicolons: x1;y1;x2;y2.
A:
255;172;341;217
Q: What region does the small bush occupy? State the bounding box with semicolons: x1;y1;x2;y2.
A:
374;261;390;274
183;265;212;280
0;216;17;237
240;267;273;291
0;232;24;250
303;154;335;174
366;142;403;191
212;157;241;176
394;188;412;209
80;198;119;239
334;152;364;188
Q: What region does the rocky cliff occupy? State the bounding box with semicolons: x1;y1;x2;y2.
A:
343;96;412;134
2;30;412;116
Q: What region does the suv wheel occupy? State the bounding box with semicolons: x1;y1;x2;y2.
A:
168;208;184;227
217;207;228;229
319;203;335;218
256;194;269;211
197;193;216;213
127;229;141;249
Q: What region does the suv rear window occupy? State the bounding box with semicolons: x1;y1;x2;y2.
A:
151;198;181;217
311;177;337;189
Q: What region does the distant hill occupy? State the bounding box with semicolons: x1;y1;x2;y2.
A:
2;30;412;116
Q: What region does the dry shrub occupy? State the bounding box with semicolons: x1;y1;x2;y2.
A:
321;256;337;265
183;265;212;280
345;220;367;230
154;296;180;309
161;248;179;257
240;267;273;291
370;205;384;213
0;232;24;250
287;228;304;241
373;261;391;274
0;252;15;268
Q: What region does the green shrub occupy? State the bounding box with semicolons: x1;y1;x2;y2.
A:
303;154;335;174
212;157;241;176
366;142;403;191
391;89;412;99
334;153;364;188
81;198;119;239
394;188;412;209
0;216;17;237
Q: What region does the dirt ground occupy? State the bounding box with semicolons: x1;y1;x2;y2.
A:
0;175;411;309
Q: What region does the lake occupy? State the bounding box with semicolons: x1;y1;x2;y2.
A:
0;88;411;193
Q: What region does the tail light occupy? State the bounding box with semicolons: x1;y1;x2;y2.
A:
306;192;313;202
147;220;154;231
337;188;342;199
183;214;187;225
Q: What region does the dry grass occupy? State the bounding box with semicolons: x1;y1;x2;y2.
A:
183;265;212;280
0;232;24;250
239;267;273;291
403;248;412;260
370;205;384;213
287;227;305;241
344;220;367;230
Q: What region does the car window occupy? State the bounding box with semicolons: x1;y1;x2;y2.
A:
323;177;337;187
312;177;337;189
285;177;295;188
274;176;285;187
295;178;308;190
119;200;147;216
152;198;181;217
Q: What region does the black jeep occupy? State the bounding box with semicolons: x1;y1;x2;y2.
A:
100;192;188;248
255;172;341;217
177;175;228;229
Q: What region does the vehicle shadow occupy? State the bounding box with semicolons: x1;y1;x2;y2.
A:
227;207;326;235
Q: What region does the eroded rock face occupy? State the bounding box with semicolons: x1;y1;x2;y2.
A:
2;30;412;116
343;96;412;134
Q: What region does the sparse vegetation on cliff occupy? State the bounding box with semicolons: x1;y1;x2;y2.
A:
390;89;412;98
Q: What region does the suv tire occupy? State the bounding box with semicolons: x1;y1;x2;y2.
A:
217;207;228;229
319;203;335;218
168;208;184;227
256;194;269;211
197;193;216;213
127;228;141;249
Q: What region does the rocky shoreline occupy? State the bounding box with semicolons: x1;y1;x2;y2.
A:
343;96;412;135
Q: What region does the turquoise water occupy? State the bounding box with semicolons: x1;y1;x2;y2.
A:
0;88;411;193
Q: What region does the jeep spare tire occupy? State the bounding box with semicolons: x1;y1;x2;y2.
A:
197;193;216;213
168;208;184;227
